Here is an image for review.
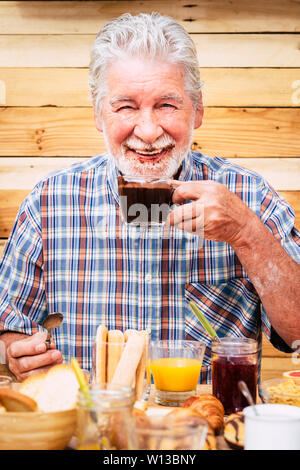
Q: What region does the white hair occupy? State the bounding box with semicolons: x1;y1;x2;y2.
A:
89;12;204;114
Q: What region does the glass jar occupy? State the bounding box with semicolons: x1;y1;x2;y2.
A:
127;413;208;450
211;337;258;415
91;337;151;402
0;376;13;388
76;383;135;450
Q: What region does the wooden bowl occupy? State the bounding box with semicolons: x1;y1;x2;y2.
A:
0;408;77;450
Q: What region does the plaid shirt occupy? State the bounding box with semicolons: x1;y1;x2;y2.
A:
0;152;299;382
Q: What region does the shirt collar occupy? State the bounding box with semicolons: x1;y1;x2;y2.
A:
106;153;120;205
177;150;195;182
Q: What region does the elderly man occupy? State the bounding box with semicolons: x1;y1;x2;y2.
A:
0;13;299;382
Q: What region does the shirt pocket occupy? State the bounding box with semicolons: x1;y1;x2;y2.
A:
184;280;259;338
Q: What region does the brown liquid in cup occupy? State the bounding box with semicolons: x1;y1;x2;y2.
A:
118;175;174;225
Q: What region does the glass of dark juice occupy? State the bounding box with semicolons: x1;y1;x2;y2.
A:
212;337;258;415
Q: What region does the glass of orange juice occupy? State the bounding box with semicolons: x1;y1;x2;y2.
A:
150;340;205;406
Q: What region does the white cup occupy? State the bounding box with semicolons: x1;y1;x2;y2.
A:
244;404;300;450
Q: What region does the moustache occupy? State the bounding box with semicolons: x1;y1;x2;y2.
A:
122;134;176;152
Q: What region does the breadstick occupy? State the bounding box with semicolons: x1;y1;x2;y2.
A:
107;330;124;382
124;329;136;342
135;330;148;400
111;330;146;388
124;330;137;387
95;325;108;384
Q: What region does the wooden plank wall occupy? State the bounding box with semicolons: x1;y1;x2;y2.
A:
0;1;299;380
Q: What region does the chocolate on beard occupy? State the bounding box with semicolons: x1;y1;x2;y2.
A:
118;175;174;225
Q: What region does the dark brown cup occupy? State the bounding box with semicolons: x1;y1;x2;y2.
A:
118;175;174;226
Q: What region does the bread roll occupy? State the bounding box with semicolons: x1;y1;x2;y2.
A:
19;372;46;401
0;388;37;412
34;364;79;412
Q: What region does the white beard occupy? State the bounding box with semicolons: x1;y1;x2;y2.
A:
103;125;194;179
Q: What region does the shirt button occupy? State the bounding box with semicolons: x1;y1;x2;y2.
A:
145;273;152;282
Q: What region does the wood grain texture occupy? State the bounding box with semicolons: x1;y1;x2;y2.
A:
0;240;7;259
279;192;300;226
230;158;300;191
201;68;300;108
261;357;297;381
0;107;99;157
192;34;300;68
194;107;300;158
1;107;300;158
0;189;30;237
1;1;300;34
262;335;293;359
1;157;300;191
1;68;300;107
0;157;85;189
1;34;300;67
0;68;90;107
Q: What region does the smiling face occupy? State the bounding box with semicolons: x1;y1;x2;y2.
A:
94;57;203;178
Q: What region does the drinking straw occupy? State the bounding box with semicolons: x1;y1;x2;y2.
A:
71;357;97;414
188;301;221;342
71;358;113;450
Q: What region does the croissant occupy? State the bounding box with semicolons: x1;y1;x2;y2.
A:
182;394;224;434
165;407;206;426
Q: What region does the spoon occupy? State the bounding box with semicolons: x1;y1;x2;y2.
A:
238;380;259;416
42;313;63;349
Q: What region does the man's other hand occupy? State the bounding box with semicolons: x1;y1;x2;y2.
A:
6;331;63;381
